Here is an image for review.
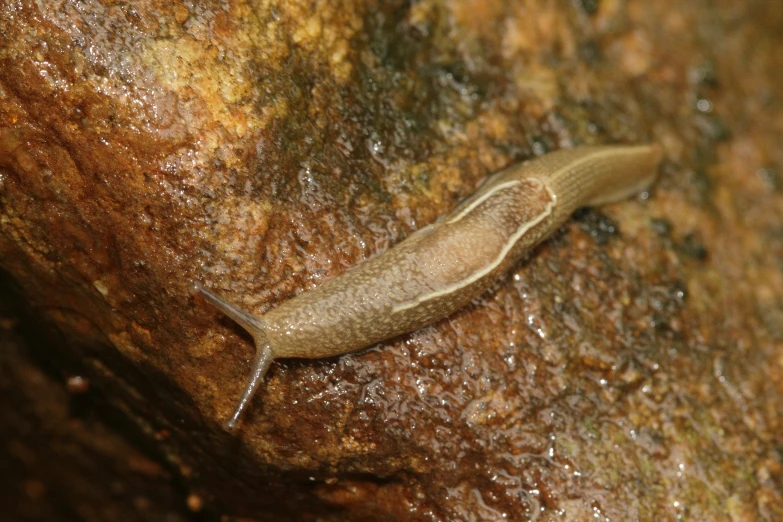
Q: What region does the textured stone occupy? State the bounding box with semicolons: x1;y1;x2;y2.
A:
1;0;781;520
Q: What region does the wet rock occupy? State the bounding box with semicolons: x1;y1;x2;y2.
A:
1;0;782;520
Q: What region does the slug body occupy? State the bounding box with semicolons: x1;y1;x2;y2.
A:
194;144;661;430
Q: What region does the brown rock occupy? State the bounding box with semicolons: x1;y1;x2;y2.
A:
1;0;781;520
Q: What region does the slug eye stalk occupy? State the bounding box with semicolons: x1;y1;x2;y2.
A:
190;283;274;431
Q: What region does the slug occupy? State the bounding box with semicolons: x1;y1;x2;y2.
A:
192;144;661;430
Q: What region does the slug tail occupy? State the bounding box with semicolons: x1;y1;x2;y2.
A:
190;282;274;431
582;144;663;207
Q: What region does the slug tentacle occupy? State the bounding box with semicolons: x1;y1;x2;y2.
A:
193;144;662;430
191;283;275;431
225;342;273;431
192;283;267;337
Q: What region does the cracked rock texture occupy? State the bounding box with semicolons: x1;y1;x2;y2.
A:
1;0;782;520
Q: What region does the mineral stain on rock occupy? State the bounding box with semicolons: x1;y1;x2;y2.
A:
1;1;782;521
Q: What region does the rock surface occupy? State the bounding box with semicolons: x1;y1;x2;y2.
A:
1;0;782;520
